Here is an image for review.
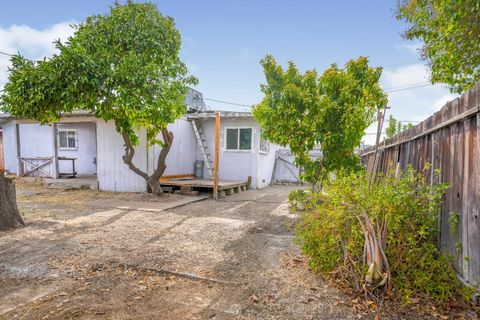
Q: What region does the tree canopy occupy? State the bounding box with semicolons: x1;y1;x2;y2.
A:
1;0;196;146
0;1;197;194
253;55;387;182
396;0;480;93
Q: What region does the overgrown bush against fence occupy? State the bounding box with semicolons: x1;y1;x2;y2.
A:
361;81;480;288
294;168;473;303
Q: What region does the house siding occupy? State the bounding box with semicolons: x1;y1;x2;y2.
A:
257;143;280;188
2;121;18;174
96;120;147;192
1;115;279;191
57;122;97;175
148;118;197;177
19;123;55;177
196;117;262;188
0;130;4;172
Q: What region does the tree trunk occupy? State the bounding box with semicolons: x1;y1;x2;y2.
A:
121;129;174;195
0;175;24;231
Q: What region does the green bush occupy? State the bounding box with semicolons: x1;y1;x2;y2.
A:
288;189;308;210
295;166;471;303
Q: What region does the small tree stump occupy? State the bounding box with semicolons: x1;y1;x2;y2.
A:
0;175;24;231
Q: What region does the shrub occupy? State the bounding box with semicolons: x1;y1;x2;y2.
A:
295;166;471;303
288;189;308;210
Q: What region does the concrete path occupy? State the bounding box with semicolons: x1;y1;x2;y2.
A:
90;196;207;212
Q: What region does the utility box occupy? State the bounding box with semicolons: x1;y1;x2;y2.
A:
194;160;204;179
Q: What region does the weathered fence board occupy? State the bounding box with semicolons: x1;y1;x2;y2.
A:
360;81;480;287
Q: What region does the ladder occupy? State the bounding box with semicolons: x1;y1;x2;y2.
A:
191;120;214;178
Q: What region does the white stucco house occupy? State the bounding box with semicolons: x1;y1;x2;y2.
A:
0;90;280;193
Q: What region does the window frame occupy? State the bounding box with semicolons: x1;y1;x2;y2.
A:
223;126;254;152
58;129;78;151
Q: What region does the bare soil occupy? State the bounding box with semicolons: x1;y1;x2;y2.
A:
0;181;475;319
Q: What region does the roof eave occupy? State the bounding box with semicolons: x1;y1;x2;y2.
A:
187;111;253;120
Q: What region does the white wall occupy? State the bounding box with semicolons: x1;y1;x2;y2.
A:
96;120;148;192
257;143;280;188
197;117;260;188
271;149;304;184
148;118;197;176
19;123;54;158
18;123;55;177
57;122;97;175
1;120;97;177
0;131;3;170
2;121;18;174
2;116;279;191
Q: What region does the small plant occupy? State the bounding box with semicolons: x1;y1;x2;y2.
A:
288;189;308;210
296;166;471;303
448;211;460;236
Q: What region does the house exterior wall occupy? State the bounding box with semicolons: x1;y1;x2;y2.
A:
0;130;4;172
1;115;279;191
197;117;265;188
272;148;301;183
96;120;148;192
18;123;55;177
2;121;18;174
147;117;197;177
19;123;54;158
1;120;97;176
57;122;97;175
257;142;280;188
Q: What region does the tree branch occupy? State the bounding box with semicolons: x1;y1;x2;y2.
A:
151;129;174;180
121;131;149;180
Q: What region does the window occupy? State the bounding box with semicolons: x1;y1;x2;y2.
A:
225;128;252;151
58;129;77;150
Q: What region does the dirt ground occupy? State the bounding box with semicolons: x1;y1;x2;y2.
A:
0;180;472;319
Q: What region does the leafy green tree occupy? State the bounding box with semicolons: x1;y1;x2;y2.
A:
1;1;197;194
385;115;414;138
403;122;413;131
396;0;480;93
253;55;387;183
385;115;399;138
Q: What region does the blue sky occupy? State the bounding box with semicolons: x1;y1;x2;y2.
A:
0;0;456;144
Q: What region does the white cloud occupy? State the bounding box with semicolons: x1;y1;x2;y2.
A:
0;22;75;87
395;42;422;55
382;63;429;88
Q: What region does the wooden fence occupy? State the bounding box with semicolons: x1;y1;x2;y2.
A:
360;82;480;288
